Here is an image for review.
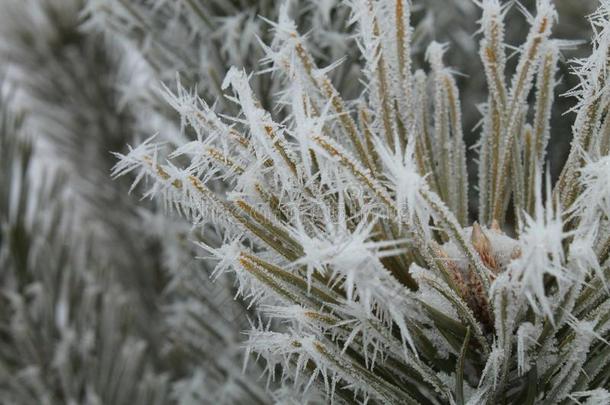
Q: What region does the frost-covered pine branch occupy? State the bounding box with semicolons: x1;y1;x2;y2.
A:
113;0;610;403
